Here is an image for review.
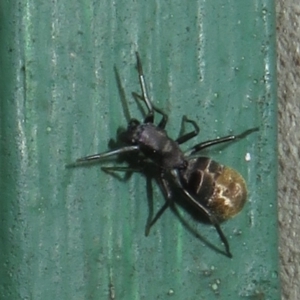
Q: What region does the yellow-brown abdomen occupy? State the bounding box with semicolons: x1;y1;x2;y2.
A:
208;166;247;222
182;157;248;223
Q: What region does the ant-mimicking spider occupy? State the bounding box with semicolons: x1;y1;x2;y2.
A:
68;52;258;258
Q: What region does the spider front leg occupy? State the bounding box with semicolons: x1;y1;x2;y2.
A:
134;52;170;128
135;52;154;123
132;92;168;129
66;145;139;168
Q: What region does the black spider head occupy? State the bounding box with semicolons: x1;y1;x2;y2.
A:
118;118;142;145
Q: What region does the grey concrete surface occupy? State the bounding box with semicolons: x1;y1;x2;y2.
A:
277;1;300;299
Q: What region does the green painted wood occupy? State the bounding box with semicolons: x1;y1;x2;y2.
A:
0;0;279;299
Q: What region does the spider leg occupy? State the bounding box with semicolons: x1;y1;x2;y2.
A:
66;145;139;167
100;165;144;183
176;116;200;144
145;175;172;236
152;105;168;129
145;202;169;236
170;169;232;258
132;92;168;128
101;166;142;172
135;52;154;123
185;127;259;156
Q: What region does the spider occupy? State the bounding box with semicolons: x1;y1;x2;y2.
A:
68;52;258;257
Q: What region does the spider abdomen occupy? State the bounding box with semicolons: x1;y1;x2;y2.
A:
181;157;247;223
